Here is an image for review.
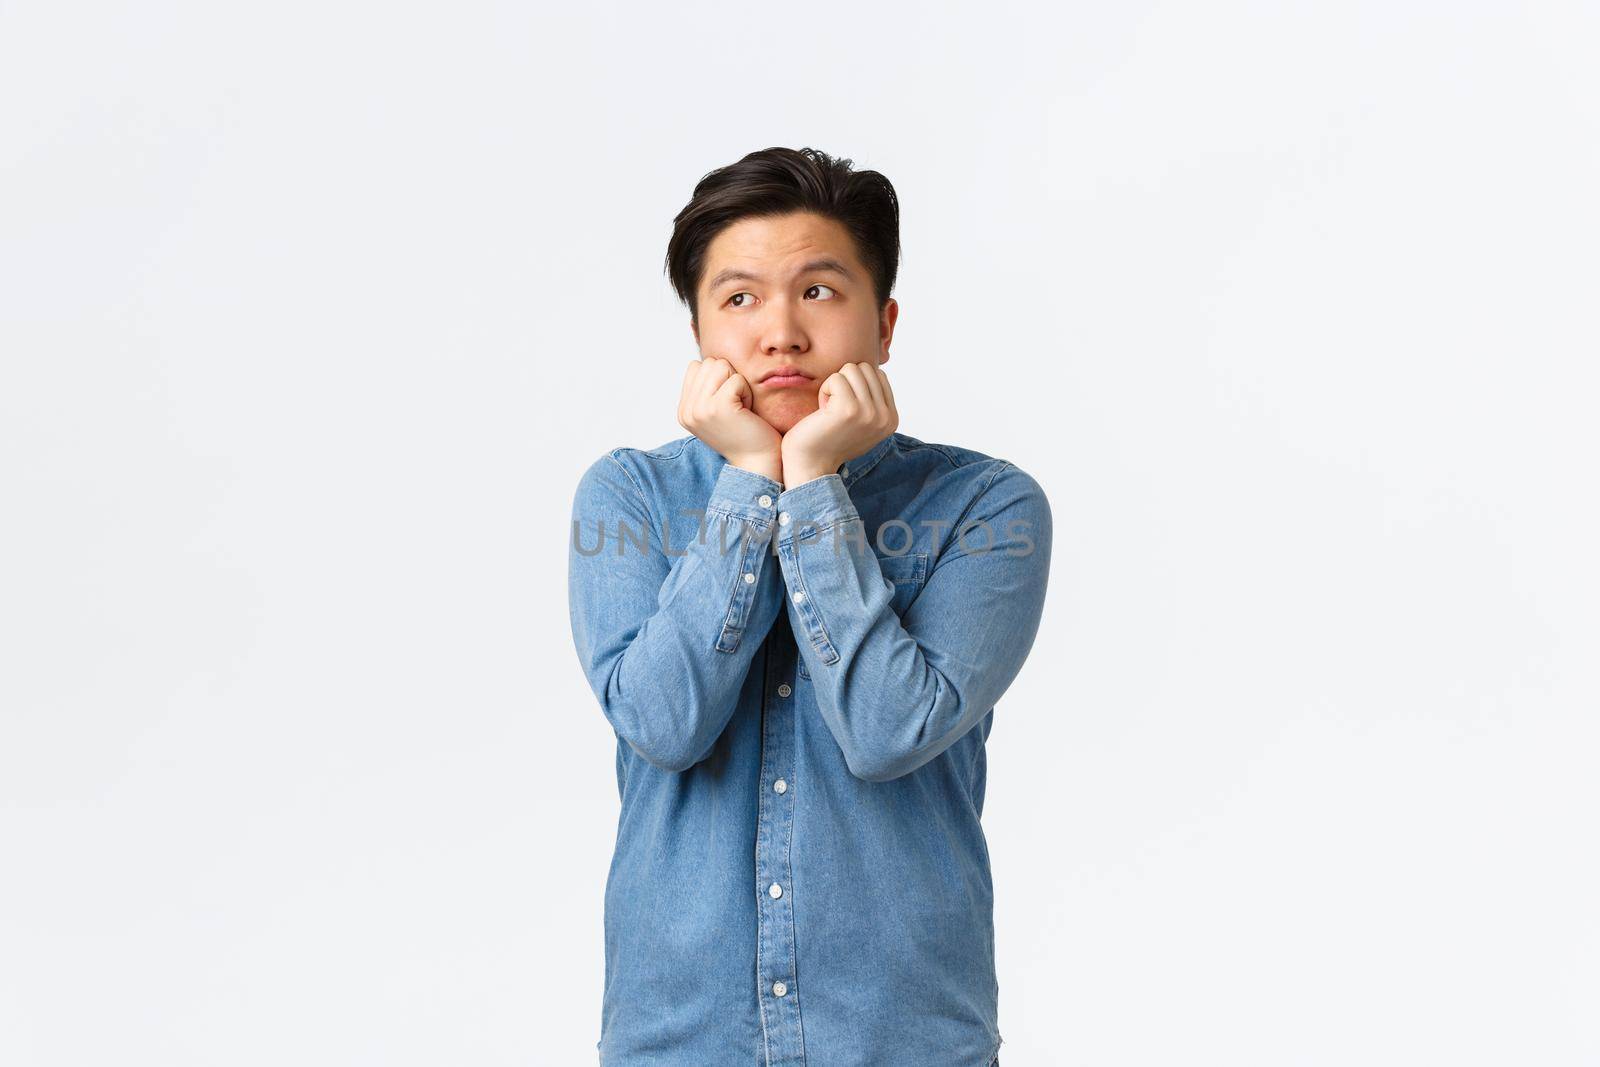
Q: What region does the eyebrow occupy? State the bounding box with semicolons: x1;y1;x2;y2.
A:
705;258;855;295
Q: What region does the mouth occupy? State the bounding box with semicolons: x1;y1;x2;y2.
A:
760;368;814;387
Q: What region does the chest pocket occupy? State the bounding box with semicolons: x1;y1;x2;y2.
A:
877;550;929;616
796;551;927;679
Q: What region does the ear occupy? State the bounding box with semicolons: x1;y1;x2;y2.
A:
690;317;700;347
877;298;898;365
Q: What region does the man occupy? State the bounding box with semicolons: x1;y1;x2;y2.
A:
567;146;1050;1066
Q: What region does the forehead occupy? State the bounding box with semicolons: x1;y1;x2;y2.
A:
700;212;863;287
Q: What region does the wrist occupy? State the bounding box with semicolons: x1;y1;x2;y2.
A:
726;454;783;485
782;442;835;482
782;461;836;489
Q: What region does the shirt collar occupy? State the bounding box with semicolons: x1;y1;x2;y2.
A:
838;433;898;488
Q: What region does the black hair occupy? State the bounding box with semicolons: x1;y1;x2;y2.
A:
665;146;900;327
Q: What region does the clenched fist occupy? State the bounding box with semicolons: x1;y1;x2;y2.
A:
677;357;784;484
781;361;898;488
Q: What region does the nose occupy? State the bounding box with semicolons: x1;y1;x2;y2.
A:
760;300;808;355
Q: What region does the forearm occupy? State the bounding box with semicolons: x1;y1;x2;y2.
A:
569;458;788;771
771;466;1052;782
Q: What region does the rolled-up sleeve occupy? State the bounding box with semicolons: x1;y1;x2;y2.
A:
568;452;786;772
773;462;1052;782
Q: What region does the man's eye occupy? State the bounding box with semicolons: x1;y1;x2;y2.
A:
726;285;834;308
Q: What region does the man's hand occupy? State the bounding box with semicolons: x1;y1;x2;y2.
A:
678;357;783;484
781;361;898;488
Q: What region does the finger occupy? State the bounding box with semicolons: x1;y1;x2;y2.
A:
836;363;876;413
697;357;732;400
851;361;887;411
820;371;859;417
730;370;753;408
875;363;895;411
711;370;752;412
680;359;703;425
871;364;896;425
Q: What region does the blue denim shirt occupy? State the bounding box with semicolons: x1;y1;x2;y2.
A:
567;430;1051;1066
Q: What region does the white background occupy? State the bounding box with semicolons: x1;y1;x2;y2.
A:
3;2;1597;1064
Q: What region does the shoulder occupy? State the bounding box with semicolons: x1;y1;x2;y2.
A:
892;432;1049;505
573;433;711;510
894;435;1050;565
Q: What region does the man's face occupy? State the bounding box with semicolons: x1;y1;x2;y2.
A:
691;211;897;436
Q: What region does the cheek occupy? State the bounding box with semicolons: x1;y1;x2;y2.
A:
701;351;757;382
693;330;741;367
818;316;878;355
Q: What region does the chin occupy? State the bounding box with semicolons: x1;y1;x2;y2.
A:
757;397;818;435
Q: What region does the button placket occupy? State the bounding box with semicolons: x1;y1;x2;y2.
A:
754;608;804;1059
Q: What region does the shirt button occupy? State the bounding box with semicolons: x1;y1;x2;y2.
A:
778;511;791;526
841;465;850;478
769;882;782;899
757;494;772;508
792;590;806;604
777;683;791;697
773;778;787;793
743;572;756;584
772;981;787;997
